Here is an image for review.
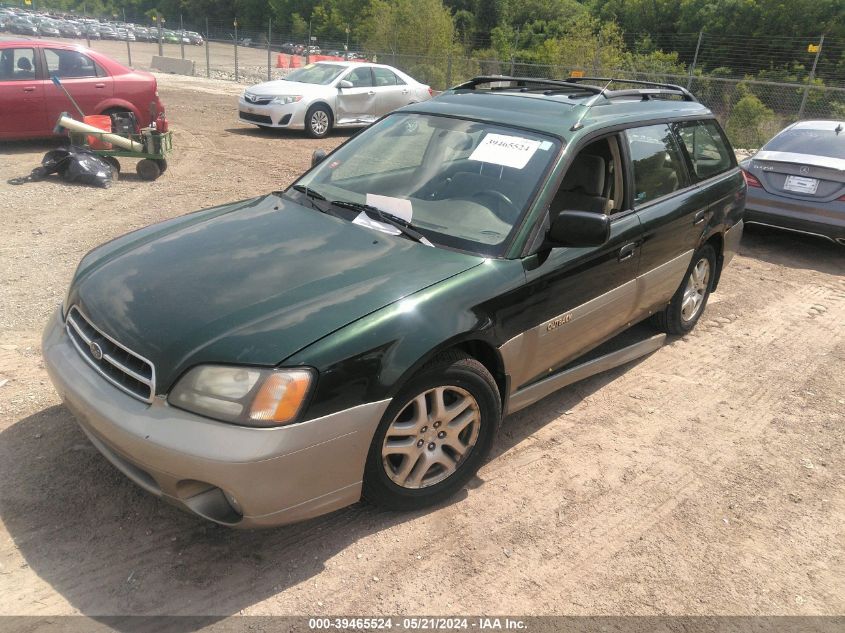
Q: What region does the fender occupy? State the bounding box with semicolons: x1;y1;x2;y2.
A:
93;98;142;121
286;258;527;421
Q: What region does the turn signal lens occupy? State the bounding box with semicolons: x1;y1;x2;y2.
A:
250;370;312;424
742;169;763;188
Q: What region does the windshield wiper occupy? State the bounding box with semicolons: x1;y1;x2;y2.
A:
289;184;335;215
291;183;326;200
329;200;434;246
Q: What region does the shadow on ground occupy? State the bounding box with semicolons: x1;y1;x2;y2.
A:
0;352;638;627
740;223;844;275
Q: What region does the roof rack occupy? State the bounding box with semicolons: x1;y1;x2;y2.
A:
451;76;603;96
564;76;698;102
451;75;698;103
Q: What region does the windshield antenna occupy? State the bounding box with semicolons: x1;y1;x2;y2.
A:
570;78;613;132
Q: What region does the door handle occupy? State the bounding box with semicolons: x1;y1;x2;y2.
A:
693;209;707;225
23;86;35;92
368;90;375;95
618;243;637;262
402;89;409;94
95;83;105;88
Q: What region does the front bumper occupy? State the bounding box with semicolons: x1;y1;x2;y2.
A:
42;308;389;528
237;98;308;129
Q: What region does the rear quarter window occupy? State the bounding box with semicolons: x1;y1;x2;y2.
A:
674;120;734;181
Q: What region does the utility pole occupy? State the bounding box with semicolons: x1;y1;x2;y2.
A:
179;14;185;60
798;35;824;120
687;30;704;89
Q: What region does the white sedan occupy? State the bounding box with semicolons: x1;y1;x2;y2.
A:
238;62;432;138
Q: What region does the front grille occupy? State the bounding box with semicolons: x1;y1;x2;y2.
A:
66;306;155;403
239;111;273;124
243;94;274;105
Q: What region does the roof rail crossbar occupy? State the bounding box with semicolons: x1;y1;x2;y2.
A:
564;76;698;102
450;75;603;95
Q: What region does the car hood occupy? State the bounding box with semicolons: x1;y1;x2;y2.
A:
244;79;332;97
69;193;483;392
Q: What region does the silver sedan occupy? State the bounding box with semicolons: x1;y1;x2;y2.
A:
741;120;845;245
238;61;432;138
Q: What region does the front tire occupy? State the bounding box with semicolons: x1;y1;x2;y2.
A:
362;351;501;511
305;104;332;138
655;244;716;335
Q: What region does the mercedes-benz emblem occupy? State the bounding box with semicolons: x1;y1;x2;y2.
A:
89;341;103;360
799;166;810;174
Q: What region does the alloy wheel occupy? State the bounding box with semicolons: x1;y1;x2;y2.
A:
681;258;710;322
381;386;481;489
310;110;329;135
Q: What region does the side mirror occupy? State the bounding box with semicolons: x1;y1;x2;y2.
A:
338;79;353;89
548;210;610;247
311;149;327;167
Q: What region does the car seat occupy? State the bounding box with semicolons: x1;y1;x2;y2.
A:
551;154;608;215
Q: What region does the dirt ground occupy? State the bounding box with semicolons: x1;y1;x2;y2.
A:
0;74;843;621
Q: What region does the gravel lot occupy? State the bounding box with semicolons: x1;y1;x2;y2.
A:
0;73;843;620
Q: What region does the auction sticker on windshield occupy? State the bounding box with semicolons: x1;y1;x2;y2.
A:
469;133;541;169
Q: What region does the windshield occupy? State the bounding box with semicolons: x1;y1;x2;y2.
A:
293;113;560;257
285;63;346;85
763;124;845;160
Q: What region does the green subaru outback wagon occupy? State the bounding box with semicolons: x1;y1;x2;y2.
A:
44;77;745;527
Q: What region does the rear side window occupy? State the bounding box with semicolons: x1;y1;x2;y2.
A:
0;48;36;81
44;49;100;78
626;124;688;206
674;120;734;180
373;67;405;86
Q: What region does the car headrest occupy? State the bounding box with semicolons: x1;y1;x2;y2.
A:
561;154;605;197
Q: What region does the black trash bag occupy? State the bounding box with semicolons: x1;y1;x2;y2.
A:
34;145;114;188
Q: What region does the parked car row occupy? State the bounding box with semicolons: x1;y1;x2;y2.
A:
0;7;204;45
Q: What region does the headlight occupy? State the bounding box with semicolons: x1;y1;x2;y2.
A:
271;95;303;105
168;365;314;427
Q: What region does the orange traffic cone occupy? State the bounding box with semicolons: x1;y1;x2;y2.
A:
290;55;302;68
276;53;288;68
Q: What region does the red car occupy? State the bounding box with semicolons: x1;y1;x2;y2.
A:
0;40;165;139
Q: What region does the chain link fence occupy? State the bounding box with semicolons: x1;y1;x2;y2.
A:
28;12;844;150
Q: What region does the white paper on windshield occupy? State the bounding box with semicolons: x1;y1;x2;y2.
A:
352;194;413;236
469;133;541;169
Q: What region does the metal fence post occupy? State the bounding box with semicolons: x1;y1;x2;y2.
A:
797;34;824;120
205;17;210;78
180;14;185;60
157;16;163;57
446;52;453;87
593;33;602;75
84;2;90;48
125;27;132;66
234;20;239;82
267;18;272;82
687;30;703;89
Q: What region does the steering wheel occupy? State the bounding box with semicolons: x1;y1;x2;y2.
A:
456;190;516;222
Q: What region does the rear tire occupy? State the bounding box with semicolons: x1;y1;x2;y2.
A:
305;104;332;139
655;244;716;335
136;158;160;181
362;351;501;511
